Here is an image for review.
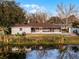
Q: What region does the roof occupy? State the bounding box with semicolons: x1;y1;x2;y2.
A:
12;23;68;29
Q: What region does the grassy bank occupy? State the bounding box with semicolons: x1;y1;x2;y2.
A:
0;34;79;46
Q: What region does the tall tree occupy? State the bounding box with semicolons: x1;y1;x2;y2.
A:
0;1;26;34
0;1;26;26
56;3;79;24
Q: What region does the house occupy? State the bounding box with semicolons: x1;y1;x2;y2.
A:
11;23;72;35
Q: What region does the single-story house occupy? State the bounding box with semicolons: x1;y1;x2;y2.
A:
11;23;72;35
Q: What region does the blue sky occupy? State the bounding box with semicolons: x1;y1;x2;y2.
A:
16;0;79;15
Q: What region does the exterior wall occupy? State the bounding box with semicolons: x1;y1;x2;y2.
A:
11;26;73;35
53;29;61;32
31;32;62;34
11;27;63;34
11;27;31;34
61;26;71;34
42;29;50;32
35;28;50;32
69;27;72;33
31;28;62;34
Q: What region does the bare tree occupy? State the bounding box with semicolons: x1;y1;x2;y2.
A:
35;11;48;23
26;11;48;23
56;3;79;24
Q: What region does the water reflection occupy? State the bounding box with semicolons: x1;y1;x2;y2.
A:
63;50;79;59
26;49;79;59
1;45;79;59
26;49;60;59
59;49;79;59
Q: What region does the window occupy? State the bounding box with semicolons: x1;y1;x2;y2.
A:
54;29;60;32
19;28;22;31
50;28;54;32
31;28;35;32
42;28;50;32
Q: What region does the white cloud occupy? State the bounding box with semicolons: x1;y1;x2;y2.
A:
19;4;47;13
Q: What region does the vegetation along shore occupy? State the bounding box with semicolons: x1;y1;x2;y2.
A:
0;34;79;47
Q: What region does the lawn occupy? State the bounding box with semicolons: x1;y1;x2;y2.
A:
0;34;79;46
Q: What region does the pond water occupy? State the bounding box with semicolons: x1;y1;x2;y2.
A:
25;49;79;59
1;45;79;59
26;49;60;59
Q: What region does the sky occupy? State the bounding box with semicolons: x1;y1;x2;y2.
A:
15;0;79;15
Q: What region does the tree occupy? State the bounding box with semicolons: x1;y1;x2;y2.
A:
0;1;26;34
72;21;79;27
35;11;48;23
26;11;48;23
56;3;79;24
47;16;63;24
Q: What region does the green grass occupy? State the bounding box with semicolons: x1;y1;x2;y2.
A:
0;34;79;46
